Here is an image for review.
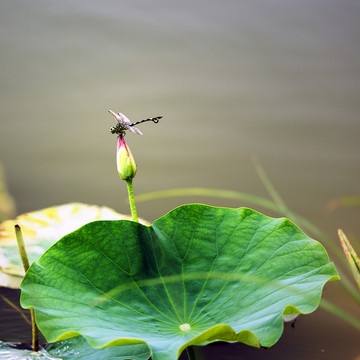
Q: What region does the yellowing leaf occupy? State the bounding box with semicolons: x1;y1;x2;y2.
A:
0;203;149;288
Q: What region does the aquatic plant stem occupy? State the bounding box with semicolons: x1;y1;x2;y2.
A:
126;179;139;222
15;224;29;271
0;294;31;326
15;225;39;352
186;346;197;360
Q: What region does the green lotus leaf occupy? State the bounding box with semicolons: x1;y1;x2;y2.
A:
20;205;339;360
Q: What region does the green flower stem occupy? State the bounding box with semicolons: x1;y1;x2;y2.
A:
186;346;197;360
126;179;139;222
15;225;39;352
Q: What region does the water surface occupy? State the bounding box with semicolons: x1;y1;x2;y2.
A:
1;1;360;358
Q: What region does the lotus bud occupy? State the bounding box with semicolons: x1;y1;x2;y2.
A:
116;136;137;180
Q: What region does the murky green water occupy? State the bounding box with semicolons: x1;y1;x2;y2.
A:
1;1;360;358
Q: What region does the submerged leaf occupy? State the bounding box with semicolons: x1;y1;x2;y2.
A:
0;341;60;360
20;205;339;360
0;203;149;288
46;336;150;360
0;337;150;360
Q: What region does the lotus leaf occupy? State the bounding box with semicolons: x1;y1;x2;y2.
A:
20;205;339;360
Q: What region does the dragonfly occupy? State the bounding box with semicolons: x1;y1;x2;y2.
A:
109;110;163;137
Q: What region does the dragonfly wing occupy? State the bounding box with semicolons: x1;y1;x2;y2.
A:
117;113;132;125
108;109;122;122
130;126;143;135
124;125;135;133
108;110;132;125
124;125;143;135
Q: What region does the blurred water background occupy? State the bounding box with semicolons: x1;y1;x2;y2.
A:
1;1;360;358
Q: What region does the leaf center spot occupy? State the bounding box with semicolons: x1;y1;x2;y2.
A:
179;323;191;332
